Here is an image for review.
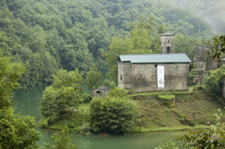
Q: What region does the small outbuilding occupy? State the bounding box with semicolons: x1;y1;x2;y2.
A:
118;53;191;93
92;86;111;98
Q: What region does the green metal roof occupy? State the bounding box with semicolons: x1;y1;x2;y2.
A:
118;53;191;64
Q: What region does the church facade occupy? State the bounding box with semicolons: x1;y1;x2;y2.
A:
118;33;191;93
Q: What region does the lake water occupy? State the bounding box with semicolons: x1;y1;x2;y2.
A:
13;87;184;149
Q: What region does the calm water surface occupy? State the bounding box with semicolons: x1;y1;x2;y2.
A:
13;87;184;149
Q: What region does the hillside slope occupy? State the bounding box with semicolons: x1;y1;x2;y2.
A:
133;92;225;130
0;0;213;87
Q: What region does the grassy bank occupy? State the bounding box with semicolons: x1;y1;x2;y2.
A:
39;92;225;134
133;92;225;130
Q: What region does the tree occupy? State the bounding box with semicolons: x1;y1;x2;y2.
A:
52;69;83;92
41;126;76;149
103;17;154;82
200;65;225;98
86;65;102;90
208;35;225;60
173;34;200;60
0;54;25;109
40;69;83;123
52;126;76;149
0;54;39;148
90;97;138;134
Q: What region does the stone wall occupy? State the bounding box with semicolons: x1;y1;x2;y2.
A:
118;62;132;90
118;62;189;93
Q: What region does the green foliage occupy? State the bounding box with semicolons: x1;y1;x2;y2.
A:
155;140;180;149
0;0;213;87
90;97;138;134
157;94;175;107
40;126;76;149
200;65;225;98
82;93;92;103
52;126;76;149
0;55;25;109
156;109;225;149
52;69;83;92
0;109;39;149
40;86;81;121
157;94;175;100
208;35;225;60
107;87;129;98
178;109;225;149
0;54;39;148
102;79;116;89
40;69;83;123
86;65;102;90
173;34;200;60
103;17;155;81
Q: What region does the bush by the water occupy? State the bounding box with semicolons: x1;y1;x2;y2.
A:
40;69;83;123
90;97;138;134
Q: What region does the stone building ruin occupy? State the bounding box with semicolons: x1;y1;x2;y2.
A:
192;45;218;83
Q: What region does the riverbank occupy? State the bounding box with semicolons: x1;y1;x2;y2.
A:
132;125;210;133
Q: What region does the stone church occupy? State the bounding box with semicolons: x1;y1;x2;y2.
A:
118;33;191;93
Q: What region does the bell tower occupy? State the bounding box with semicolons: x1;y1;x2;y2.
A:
160;33;174;54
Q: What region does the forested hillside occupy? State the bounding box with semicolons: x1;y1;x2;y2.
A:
0;0;214;87
167;0;225;33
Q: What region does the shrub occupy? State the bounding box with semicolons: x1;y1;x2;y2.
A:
178;109;225;148
82;93;92;103
40;86;81;122
107;87;128;98
155;140;180;149
200;65;225;98
102;79;116;89
90;97;138;134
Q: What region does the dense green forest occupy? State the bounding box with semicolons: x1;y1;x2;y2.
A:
0;0;214;87
167;0;225;33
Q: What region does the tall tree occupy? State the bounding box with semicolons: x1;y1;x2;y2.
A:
0;54;39;148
